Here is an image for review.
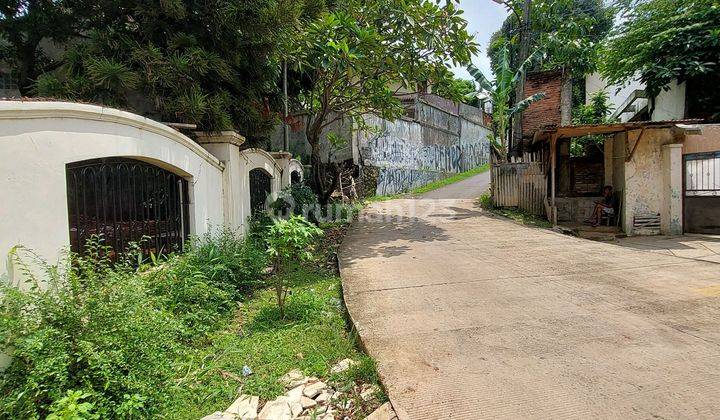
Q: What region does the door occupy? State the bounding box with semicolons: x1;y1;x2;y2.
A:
684;152;720;234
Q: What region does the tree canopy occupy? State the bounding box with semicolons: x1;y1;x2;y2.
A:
288;0;477;203
1;0;324;137
601;0;720;104
488;0;614;78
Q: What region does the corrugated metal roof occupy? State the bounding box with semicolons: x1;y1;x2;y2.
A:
533;119;704;142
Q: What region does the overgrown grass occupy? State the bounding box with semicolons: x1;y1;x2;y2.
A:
478;191;553;228
365;164;490;202
163;266;385;418
0;221;385;419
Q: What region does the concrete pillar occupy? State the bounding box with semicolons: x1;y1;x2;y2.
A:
271;151;293;187
661;143;683;235
603;137;613;188
195;131;246;232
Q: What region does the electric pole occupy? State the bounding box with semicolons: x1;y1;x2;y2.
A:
513;0;531;157
283;60;289;152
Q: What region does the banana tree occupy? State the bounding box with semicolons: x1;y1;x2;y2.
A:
467;43;545;161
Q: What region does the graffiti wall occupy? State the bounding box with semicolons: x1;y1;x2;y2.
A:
359;107;491;195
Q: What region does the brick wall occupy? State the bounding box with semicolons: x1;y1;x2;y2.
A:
522;69;564;138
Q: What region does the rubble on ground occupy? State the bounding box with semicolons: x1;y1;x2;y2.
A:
200;362;397;420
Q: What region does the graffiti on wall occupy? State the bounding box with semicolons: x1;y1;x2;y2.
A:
358;107;492;195
375;168;445;196
362;136;490;173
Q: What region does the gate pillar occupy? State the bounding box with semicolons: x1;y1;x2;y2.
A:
661;143;683;235
196;131;246;232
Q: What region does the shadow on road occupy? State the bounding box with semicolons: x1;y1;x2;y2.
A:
340;213;450;263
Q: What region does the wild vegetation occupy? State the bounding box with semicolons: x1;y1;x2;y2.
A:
0;0;324;137
488;0;615;78
479;192;553;228
570;90;615;156
0;202;379;418
468;45;545;160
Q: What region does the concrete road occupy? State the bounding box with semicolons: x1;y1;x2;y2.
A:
339;175;720;419
419;170;490;200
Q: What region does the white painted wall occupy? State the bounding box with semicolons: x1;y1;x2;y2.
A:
0;101;225;283
237;148;284;234
585;73;685;122
652;80;686;121
586;73;646;122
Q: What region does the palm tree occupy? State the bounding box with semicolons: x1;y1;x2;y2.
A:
467;43;545;161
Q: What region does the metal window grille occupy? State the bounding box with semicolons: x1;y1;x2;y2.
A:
685;152;720;197
249;168;272;216
66;158;190;258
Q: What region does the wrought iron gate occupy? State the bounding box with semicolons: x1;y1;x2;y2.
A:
66;158;190;257
249;168;272;215
684;152;720;233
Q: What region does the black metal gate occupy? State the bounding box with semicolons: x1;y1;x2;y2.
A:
684;152;720;234
249;168;272;216
66;157;190;257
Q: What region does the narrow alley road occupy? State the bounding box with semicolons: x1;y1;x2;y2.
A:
339;171;720;419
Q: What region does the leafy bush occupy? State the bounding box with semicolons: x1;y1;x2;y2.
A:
272;183;320;221
0;246;183;419
145;229;268;340
0;230;269;418
478;191;494;209
185;229;268;294
265;216;323;318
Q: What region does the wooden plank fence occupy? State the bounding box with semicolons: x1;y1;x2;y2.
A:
491;162;547;216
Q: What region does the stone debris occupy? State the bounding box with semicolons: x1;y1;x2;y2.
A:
300;396;317;410
315;390;332;404
279;369;307;389
302;380;327;399
330;358;358;374
226;394;259;419
285;384;305;404
359;384;379;401
203;369;386;420
258;397;292;420
363;402;398;420
289;399;303;418
201;411;234;420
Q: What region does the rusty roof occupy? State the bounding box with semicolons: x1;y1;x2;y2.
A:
532;119;704;143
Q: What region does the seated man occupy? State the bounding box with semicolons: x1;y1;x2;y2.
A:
586;185;616;227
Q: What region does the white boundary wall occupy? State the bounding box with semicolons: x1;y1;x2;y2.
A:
0;101;300;282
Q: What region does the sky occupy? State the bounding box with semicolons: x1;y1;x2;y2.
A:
450;0;510;81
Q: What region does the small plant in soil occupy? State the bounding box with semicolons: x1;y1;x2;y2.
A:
265;215;323;318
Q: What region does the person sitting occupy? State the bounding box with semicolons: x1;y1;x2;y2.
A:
585;186;616;227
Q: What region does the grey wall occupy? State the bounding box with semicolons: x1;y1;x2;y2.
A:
270;98;492;196
358;99;492;196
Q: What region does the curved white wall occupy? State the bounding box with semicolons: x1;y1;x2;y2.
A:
238;148;284;233
289;159;304;182
0;101;225;280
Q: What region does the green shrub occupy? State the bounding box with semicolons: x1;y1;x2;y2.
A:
478;191;494;209
271;183;320;222
265;215;323;318
0;246;183;419
185;229;268;294
145;229;268;340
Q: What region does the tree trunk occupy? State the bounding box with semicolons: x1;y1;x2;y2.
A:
307;127;339;206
